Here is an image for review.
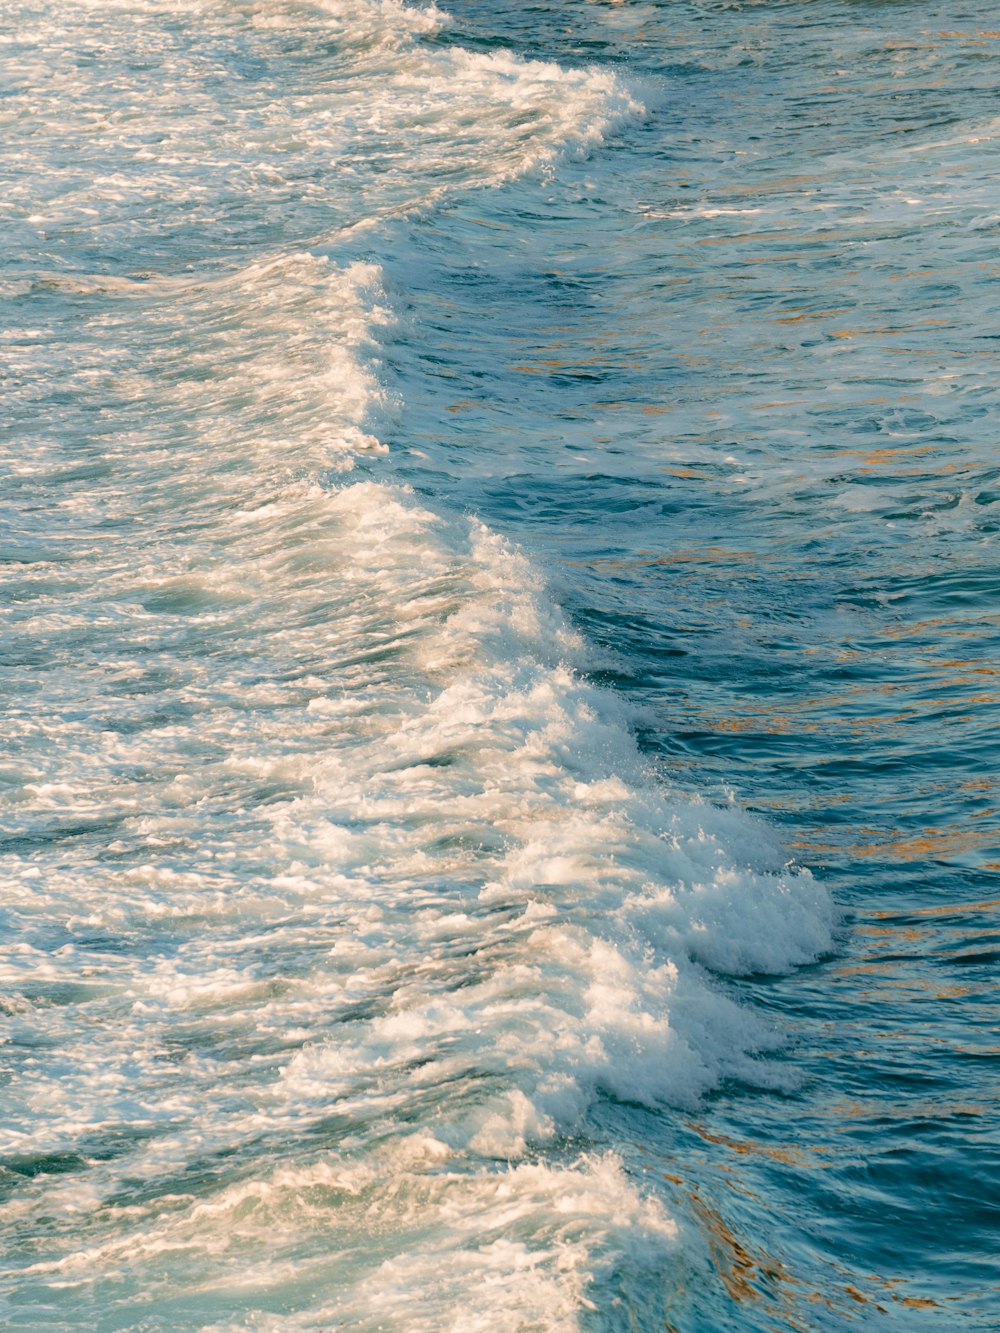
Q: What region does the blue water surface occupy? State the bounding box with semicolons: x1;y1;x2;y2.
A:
382;1;1000;1324
2;0;998;1329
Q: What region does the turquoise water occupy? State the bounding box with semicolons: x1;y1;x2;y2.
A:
2;1;997;1328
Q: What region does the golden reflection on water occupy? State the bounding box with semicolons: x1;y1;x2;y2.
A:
668;1050;997;1320
794;825;1000;863
826;1095;986;1122
660;1167;817;1331
688;1124;831;1170
871;895;1000;920
660;1138;966;1327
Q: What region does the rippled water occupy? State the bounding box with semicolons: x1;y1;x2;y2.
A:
2;1;998;1329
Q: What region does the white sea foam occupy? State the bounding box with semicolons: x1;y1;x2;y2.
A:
1;454;834;1322
0;1;831;1326
1;242;832;1326
1;0;641;257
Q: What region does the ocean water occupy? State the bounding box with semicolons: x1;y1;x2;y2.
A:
1;0;997;1329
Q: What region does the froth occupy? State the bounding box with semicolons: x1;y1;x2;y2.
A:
0;2;822;1324
2;467;833;1323
3;0;642;259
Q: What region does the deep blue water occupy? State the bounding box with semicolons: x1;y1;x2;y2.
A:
1;1;998;1328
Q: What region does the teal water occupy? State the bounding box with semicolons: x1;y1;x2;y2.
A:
1;1;997;1328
